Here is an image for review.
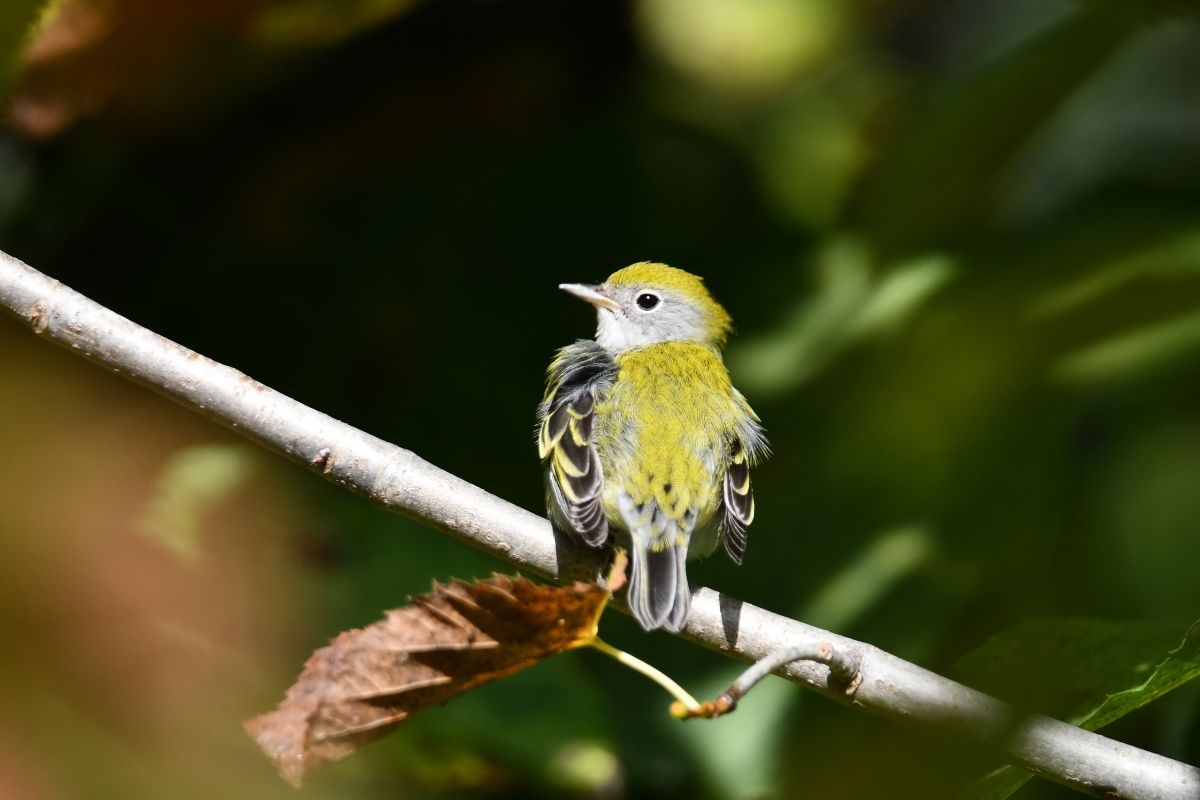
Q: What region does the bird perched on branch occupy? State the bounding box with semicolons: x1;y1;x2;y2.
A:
537;262;767;631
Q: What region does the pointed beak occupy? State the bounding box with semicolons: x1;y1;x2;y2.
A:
559;283;622;312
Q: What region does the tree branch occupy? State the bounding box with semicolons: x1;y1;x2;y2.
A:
2;249;1197;800
674;641;861;719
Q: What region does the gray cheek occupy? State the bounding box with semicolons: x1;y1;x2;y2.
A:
653;305;704;342
634;315;661;341
609;290;706;345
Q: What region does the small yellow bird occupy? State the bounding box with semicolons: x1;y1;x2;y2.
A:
537;262;767;631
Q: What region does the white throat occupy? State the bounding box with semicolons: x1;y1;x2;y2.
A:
595;310;642;351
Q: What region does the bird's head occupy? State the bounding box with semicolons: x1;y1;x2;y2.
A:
560;262;733;351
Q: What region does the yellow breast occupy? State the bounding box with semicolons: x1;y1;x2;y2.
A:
594;342;743;529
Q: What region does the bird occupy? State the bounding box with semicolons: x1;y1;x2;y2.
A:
537;262;767;632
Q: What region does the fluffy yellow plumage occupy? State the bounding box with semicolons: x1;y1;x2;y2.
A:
599;342;750;536
538;263;766;631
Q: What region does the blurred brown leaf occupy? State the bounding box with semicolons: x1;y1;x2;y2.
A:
245;573;613;787
8;0;422;138
10;0;260;138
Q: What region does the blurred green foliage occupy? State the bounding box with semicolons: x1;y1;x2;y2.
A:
958;618;1200;798
1;1;1199;798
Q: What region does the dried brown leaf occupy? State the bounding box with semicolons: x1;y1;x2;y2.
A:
11;0;267;138
245;574;610;787
607;549;628;594
9;0;424;138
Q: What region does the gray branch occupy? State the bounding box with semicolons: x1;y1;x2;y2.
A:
675;641;861;719
2;249;1197;800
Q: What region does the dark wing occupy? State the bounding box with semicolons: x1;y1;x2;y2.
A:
721;438;755;564
537;341;615;547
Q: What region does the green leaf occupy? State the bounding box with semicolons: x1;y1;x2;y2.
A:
0;0;48;100
137;444;258;562
1083;619;1200;731
955;618;1200;799
252;0;421;47
865;5;1155;254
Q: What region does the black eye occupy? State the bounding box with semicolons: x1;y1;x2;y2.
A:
636;293;660;311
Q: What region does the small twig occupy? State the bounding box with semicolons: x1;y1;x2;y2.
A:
589;637;703;715
310;446;334;474
673;641;860;719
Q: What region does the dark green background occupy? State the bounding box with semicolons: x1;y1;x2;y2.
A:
1;1;1198;798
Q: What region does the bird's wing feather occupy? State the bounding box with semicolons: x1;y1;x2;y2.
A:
538;341;616;547
720;438;755;565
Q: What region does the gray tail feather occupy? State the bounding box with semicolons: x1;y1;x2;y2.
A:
628;543;691;632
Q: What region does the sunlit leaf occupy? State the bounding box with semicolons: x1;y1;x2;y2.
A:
1083;620;1200;730
1031;229;1200;318
252;0;421;47
801;524;934;632
730;240;954;396
636;0;845;96
956;618;1200;799
245;574;611;787
138;444;258;562
0;0;47;101
1053;309;1200;385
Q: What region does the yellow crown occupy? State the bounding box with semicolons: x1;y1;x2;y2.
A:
606;262;733;346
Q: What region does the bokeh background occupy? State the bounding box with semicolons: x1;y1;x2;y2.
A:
1;1;1199;798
